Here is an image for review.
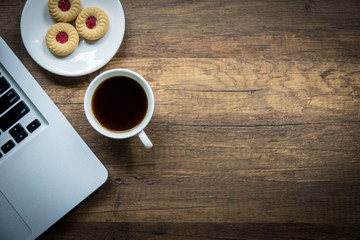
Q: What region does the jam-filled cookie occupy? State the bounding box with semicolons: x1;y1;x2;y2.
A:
48;0;82;23
46;23;79;56
76;7;109;40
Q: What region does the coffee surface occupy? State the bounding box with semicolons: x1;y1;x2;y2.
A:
91;76;148;132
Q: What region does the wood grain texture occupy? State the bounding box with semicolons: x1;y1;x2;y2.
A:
1;0;360;239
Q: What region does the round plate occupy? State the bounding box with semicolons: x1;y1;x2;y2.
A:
20;0;125;77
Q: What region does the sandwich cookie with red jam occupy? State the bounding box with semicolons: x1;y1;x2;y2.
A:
76;7;109;40
45;23;79;56
48;0;82;22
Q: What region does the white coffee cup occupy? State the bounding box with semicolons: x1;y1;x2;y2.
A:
84;69;154;149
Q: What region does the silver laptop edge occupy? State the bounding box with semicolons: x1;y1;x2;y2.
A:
0;36;108;240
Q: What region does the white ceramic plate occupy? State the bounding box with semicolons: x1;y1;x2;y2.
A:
20;0;125;77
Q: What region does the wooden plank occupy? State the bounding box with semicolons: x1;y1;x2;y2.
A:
38;222;360;240
2;0;360;59
46;58;360;126
119;0;360;58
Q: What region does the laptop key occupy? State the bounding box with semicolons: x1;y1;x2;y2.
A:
13;130;28;143
0;89;20;114
10;123;28;143
0;76;10;95
1;140;15;154
9;123;24;138
0;101;30;132
26;119;41;133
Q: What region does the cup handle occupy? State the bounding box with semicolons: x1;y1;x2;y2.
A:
138;130;153;149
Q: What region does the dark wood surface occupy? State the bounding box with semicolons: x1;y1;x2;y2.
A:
1;0;360;239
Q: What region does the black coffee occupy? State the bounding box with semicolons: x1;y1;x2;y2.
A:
91;76;148;132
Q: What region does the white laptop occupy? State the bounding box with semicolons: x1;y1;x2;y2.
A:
0;36;108;240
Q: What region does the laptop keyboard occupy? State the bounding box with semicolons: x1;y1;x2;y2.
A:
0;74;41;158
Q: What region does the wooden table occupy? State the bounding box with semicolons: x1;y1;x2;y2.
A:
2;0;360;239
